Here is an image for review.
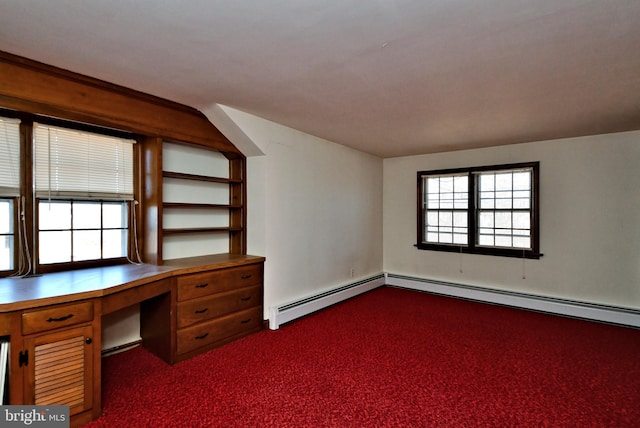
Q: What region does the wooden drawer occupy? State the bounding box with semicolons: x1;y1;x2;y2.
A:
22;301;94;335
176;263;263;302
177;285;262;329
176;306;262;355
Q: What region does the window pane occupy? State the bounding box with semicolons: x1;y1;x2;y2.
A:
480;174;494;191
39;201;71;230
513;191;530;209
495;192;512;209
513;237;531;248
40;231;71;263
103;202;127;228
454;176;467;193
439;232;453;243
479;196;494;209
495;212;512;229
103;229;127;258
513;172;530;190
479;211;493;228
73;230;101;261
453;212;467;227
478;233;494;246
0;236;13;270
453;233;466;244
495;173;512;191
73;202;101;229
427;211;438;227
0;200;13;234
439;211;453;227
495;235;512;247
513;212;530;230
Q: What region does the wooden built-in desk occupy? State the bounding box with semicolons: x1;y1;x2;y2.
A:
0;254;265;427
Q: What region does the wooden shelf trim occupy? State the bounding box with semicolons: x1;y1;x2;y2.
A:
163;202;242;209
162;171;242;184
162;227;243;235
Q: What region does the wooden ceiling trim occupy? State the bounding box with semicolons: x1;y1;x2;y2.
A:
0;51;239;154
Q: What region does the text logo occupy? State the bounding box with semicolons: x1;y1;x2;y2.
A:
1;406;69;427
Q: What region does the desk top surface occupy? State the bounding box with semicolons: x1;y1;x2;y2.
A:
0;254;265;312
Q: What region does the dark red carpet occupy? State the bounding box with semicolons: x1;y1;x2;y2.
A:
85;286;640;427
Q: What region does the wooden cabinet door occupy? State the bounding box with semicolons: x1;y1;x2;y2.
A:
22;325;94;417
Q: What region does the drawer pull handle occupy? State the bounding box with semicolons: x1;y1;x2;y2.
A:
195;283;209;289
241;274;252;280
47;314;74;323
195;333;209;340
195;308;208;314
240;297;251;302
241;318;251;324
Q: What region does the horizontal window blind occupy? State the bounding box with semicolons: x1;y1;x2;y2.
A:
34;123;134;200
0;117;21;197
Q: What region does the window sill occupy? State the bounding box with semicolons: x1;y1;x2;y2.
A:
415;243;543;259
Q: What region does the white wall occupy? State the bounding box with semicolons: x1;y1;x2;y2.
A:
383;131;640;309
221;106;384;316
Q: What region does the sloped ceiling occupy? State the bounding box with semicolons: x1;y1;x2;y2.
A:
1;1;639;158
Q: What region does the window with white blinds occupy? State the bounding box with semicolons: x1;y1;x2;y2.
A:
0;117;21;197
33;123;134;200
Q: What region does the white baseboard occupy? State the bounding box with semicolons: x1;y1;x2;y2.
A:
269;274;386;330
385;273;640;328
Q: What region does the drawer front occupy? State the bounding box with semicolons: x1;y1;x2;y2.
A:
177;286;262;329
176;263;263;301
176;306;262;355
22;301;94;335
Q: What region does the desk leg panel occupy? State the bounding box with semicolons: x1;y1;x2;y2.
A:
140;292;174;364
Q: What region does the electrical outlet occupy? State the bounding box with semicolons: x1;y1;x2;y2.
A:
350;268;355;278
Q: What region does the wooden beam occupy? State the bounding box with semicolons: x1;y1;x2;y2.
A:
0;51;239;153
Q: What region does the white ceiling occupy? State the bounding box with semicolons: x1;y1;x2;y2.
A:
1;1;639;158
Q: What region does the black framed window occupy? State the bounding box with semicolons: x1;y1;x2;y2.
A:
417;162;541;259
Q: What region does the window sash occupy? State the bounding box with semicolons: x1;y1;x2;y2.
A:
34;123;134;200
0;117;21;197
474;167;533;250
423;174;469;245
38;199;128;265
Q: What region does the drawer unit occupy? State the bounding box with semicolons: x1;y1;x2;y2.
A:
176;263;262;301
176;306;262;355
177;285;262;329
22;301;94;335
141;259;264;364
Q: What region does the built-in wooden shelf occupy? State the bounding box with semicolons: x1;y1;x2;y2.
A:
147;140;247;263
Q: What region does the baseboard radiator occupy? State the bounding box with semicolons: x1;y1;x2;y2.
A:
269;273;386;330
385;273;640;328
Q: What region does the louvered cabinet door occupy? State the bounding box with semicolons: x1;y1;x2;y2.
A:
23;325;94;416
